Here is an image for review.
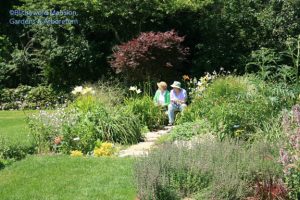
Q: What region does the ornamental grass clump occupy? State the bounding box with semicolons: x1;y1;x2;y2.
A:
58;92;142;154
124;95;166;131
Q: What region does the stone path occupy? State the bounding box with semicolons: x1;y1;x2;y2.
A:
118;126;173;157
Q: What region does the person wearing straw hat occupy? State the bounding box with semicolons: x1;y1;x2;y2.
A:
168;81;187;125
153;81;170;107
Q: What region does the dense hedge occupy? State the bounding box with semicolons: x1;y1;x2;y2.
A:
0;85;71;110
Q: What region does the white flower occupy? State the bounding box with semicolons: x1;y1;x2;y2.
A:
73;137;80;141
129;86;137;91
81;87;93;95
197;81;202;86
136;89;142;94
72;86;83;95
193;78;198;84
198;86;206;92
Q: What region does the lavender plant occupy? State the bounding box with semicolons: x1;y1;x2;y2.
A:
135;139;282;200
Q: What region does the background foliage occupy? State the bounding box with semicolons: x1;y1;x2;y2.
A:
1;0;300;88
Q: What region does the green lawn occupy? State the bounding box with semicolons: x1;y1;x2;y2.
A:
0;110;36;145
0;111;137;200
0;155;136;200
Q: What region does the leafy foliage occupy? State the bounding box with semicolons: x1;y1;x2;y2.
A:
110;30;189;82
61;100;142;153
247;35;300;84
178;75;296;140
0;136;35;162
27;89;142;154
1;0;300;86
124;95;166;130
168;120;212;141
0;85;71;110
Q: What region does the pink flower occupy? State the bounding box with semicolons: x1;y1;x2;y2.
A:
279;148;289;166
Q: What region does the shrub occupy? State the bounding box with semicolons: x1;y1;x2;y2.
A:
167;120;212;141
135;139;283;200
0;85;71;110
0;136;36;170
124;95;166;130
178;75;294;140
110;30;189;83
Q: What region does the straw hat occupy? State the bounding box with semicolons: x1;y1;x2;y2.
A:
170;81;182;89
157;81;167;89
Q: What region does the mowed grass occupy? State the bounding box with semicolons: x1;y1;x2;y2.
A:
0;110;36;145
0;155;136;200
0;111;137;200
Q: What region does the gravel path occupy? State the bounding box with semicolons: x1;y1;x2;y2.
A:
118;126;173;157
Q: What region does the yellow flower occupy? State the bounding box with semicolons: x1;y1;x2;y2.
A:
94;142;114;157
200;77;207;84
234;129;244;137
101;142;113;149
70;150;83;157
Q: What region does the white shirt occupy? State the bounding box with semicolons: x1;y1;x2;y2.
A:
158;91;166;105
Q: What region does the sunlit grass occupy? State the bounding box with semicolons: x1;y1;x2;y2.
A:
0;110;37;146
0;155;136;200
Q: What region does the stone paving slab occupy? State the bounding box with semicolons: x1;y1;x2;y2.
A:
119;126;173;157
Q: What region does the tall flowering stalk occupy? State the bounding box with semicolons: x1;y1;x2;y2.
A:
128;86;142;99
280;105;300;199
183;72;215;100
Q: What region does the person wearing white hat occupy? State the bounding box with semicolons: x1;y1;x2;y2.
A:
168;81;187;125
